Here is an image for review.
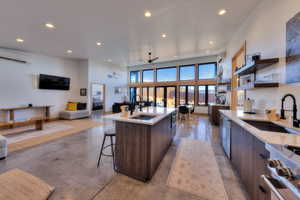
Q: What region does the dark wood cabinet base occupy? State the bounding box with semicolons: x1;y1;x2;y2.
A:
115;115;174;182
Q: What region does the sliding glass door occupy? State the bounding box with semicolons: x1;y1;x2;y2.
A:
155;86;176;108
156;87;165;107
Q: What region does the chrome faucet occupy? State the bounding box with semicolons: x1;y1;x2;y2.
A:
280;94;300;128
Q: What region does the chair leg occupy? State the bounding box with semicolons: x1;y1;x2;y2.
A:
97;135;106;168
110;136;116;171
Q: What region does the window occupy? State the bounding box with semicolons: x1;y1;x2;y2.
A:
198;85;216;105
149;87;154;102
142;69;154;82
179;86;186;105
198;63;217;80
157;67;176;82
187;86;195;105
142;87;148;101
136;87;141;101
130;71;140;83
179;85;195;105
180;65;195;81
198;86;206;105
130;88;136;102
208;85;216;103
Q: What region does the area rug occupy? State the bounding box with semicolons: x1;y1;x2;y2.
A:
5;120;103;153
4;122;74;144
167;138;228;200
0;169;55;200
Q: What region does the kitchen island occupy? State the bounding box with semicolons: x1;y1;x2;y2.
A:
105;107;176;182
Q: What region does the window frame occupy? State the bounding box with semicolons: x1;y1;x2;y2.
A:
130;71;140;83
156;66;177;82
198;62;217;80
179;64;196;81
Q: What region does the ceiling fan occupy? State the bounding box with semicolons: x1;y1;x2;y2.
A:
147;52;159;63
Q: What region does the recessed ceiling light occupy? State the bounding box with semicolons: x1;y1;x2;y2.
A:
161;34;167;38
218;9;227;16
209;41;214;45
96;42;102;46
16;38;24;43
144;11;152;18
45;23;55;29
67;50;72;54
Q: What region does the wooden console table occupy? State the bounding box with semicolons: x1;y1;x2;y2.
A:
0;105;53;122
0;117;45;130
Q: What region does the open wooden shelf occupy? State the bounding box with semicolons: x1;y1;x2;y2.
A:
234;58;279;76
236;82;279;90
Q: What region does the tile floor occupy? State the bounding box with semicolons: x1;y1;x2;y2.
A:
0;112;249;200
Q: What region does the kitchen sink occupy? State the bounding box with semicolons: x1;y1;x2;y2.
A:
242;120;289;133
131;114;157;120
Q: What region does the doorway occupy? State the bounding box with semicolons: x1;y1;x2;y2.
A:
155;86;177;108
91;83;105;111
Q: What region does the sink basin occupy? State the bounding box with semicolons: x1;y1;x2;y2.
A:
242;120;289;133
131;114;157;120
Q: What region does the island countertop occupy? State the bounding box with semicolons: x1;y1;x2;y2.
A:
220;109;300;147
104;106;176;125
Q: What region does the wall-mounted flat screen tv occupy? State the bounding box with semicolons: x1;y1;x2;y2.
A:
39;74;70;90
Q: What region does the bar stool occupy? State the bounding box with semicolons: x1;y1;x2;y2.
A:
97;129;116;170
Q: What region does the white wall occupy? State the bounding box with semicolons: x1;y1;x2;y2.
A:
223;0;300;118
88;60;128;112
0;48;86;121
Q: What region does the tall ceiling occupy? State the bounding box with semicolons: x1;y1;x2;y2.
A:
0;0;261;66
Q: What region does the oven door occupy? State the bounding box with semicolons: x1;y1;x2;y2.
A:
261;175;299;200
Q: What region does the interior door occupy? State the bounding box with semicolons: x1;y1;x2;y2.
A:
155;86;176;108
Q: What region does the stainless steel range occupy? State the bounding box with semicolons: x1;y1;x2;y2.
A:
265;143;300;200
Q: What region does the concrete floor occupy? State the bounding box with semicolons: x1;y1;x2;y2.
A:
0;113;249;200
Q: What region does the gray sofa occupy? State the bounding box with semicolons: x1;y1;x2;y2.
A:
0;135;7;160
59;110;90;120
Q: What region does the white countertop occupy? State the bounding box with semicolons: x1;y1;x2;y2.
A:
220;109;300;147
104;106;176;125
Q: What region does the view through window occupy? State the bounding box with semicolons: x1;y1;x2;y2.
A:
130;71;140;83
157;67;176;82
129;62;217;106
180;65;195;81
198;63;216;80
142;70;154;82
179;85;195;105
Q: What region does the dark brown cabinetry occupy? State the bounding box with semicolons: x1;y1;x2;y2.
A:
252;139;271;200
225;116;271;200
208;104;230;125
115;114;174;182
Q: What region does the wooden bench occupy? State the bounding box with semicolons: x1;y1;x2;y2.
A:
0;117;45;131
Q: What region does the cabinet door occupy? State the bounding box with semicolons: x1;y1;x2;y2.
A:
240;129;254;199
231;122;242;174
219;115;224;146
253;138;271;200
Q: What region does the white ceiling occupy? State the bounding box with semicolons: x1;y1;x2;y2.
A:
0;0;261;66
